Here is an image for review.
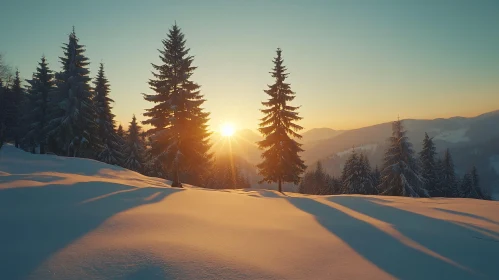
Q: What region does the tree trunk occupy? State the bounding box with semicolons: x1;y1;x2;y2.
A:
278;178;282;193
40;143;45;154
171;164;182;188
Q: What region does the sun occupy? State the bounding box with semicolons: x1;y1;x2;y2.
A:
220;122;236;137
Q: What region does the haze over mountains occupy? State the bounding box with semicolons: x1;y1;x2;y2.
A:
212;110;499;195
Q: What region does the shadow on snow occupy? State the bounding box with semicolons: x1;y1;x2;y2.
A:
0;181;181;279
286;196;499;280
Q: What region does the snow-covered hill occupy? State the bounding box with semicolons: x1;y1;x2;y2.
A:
1;144;499;280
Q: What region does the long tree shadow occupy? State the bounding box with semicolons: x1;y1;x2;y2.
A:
287;197;475;280
434;207;499;227
329;196;499;278
0;182;181;280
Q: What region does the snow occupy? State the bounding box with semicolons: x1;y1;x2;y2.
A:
1;144;499;279
336;143;378;157
433;128;470;143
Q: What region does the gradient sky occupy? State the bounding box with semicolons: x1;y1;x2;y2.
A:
1;0;499;132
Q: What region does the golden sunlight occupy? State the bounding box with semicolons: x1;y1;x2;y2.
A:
220;122;236;137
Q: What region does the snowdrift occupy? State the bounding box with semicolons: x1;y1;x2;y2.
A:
1;144;499;280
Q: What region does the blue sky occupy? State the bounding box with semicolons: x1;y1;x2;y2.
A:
1;0;498;131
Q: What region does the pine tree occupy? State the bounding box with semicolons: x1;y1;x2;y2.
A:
341;149;359;194
371;165;381;193
204;155;251;189
117;124;126;139
461;166;483;199
5;70;25;148
298;161;330;195
257;48;306;192
143;23;212;187
460;172;473;198
93;63;121;165
358;153;375;194
314;161;329;194
470;166;484;199
122;115;145;172
419;133;440;196
46;28;97;157
25;56;54;154
441;149;458;197
379;119;428;197
143;135;164;178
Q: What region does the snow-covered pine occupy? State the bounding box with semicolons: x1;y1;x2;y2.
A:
122;115;145;173
93;63;122;165
142;23;212;188
379;119;428;197
340;150;374;194
341;149;359;193
24;56;54;154
45;28;97;157
419;132;440;196
257;48;306;192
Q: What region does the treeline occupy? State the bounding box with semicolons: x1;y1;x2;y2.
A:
0;24;303;190
299;120;491;200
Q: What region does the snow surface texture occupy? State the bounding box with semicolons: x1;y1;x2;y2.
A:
1;144;499;280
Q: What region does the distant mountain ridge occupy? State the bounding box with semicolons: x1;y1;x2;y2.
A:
210;110;499;193
301;128;343;143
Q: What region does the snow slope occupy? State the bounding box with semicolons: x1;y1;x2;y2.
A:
1;144;499;280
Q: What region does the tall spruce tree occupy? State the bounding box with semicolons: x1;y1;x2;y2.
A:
419;133;440;196
379;119;428;197
46;28;97;157
93;63;121;165
441;149;458;197
5;70;24;148
123;115;145;172
25;56;54;154
143;23;212;187
341;149;359;193
257;48;306;192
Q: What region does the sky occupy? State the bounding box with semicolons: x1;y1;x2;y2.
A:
1;0;499;132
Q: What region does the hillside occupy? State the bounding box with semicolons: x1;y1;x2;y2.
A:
1;145;499;279
303;111;499;194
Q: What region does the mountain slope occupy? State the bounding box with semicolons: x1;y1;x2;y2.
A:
304;110;499;194
301;128;343;143
1;145;499;279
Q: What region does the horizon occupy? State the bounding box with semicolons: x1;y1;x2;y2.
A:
2;0;499;132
